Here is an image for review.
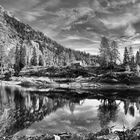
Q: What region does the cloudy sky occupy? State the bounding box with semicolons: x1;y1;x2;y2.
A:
1;0;140;55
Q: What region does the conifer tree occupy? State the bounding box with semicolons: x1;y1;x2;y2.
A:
14;44;21;76
110;40;120;64
130;56;135;66
39;55;44;66
0;42;5;76
14;41;27;75
31;47;38;66
19;45;26;68
129;47;133;59
123;47;130;66
129;47;135;67
136;51;140;65
99;37;110;67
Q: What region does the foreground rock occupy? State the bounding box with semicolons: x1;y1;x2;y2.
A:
2;70;140;90
2;126;140;140
1;76;60;88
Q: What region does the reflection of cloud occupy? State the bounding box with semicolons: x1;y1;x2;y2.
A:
29;99;101;134
18;98;140;135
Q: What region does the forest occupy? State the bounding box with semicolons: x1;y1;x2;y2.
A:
4;13;97;67
0;8;140;86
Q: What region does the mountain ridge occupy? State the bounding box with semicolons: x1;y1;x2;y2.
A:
0;5;98;70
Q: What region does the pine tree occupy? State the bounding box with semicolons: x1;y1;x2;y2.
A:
129;47;133;59
130;56;135;66
14;44;21;76
31;47;38;66
14;41;27;75
136;64;140;76
110;40;120;64
19;44;26;68
136;51;140;65
0;42;5;76
70;52;75;64
39;55;44;66
99;37;110;67
129;47;135;67
123;47;130;66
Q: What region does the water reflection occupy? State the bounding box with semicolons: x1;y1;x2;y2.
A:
98;100;118;128
0;86;70;137
0;86;140;137
124;99;139;117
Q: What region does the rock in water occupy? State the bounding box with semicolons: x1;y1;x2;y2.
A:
54;135;61;140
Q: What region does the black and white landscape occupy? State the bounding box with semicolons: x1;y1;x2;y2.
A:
1;0;140;139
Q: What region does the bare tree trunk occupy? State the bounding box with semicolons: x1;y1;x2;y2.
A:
0;57;3;76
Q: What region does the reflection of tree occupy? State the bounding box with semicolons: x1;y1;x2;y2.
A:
98;99;118;128
0;86;69;137
136;97;140;113
124;100;130;115
69;102;75;114
0;86;13;111
129;106;135;117
123;100;135;117
80;100;85;105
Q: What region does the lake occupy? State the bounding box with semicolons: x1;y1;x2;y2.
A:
0;85;140;137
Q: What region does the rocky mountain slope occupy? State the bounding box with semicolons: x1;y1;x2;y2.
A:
0;6;98;69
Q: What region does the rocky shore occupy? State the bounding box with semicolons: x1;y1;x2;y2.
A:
1;75;140;92
2;125;140;140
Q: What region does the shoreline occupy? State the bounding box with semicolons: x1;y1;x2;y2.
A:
1;76;140;91
1;77;140;140
3;125;140;140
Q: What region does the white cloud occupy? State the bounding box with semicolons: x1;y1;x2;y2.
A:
4;0;40;11
124;24;136;37
100;12;140;29
22;11;45;22
132;39;140;45
45;0;61;8
2;0;140;56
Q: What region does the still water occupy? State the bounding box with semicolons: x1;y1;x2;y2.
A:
0;85;140;137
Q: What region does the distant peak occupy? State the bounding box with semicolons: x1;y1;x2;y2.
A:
0;5;14;18
0;5;5;13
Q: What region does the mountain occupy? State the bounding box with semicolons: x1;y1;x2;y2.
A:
0;5;98;71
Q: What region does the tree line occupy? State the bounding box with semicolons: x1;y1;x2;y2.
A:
0;11;99;76
99;36;140;72
3;12;98;67
14;41;44;75
123;47;135;68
